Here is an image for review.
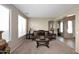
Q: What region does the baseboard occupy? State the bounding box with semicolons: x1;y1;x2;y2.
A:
9;35;26;53
11;39;25;53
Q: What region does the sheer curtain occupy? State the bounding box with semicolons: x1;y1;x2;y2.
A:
60;22;63;33
0;5;10;42
18;15;26;37
67;21;73;33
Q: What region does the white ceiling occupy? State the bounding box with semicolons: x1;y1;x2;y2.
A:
14;4;78;18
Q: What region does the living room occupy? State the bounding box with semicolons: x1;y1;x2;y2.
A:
0;4;79;54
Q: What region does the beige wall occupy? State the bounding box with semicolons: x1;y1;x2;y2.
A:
2;4;27;52
2;4;79;53
53;5;79;53
61;17;75;39
75;14;79;53
29;18;59;35
64;20;75;38
29;18;53;31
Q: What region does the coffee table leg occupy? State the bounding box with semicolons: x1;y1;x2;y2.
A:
36;41;39;48
46;41;49;48
36;41;49;48
46;45;49;48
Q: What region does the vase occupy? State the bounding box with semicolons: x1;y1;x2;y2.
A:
0;31;6;50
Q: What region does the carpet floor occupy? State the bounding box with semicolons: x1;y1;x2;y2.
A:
12;40;77;54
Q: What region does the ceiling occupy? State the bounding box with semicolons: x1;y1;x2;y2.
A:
14;4;78;18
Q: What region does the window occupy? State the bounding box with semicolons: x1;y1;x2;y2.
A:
67;21;73;33
18;15;26;37
0;5;10;42
60;22;63;32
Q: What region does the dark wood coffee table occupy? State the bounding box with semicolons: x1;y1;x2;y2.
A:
36;39;49;48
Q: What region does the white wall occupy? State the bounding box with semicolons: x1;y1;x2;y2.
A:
2;4;27;52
